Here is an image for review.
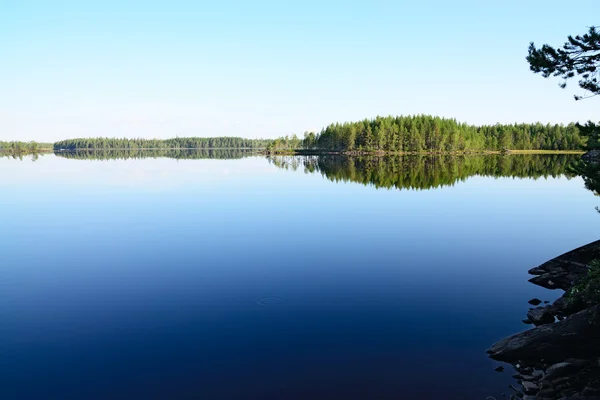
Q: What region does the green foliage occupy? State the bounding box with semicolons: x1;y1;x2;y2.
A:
268;154;578;191
577;121;600;149
53;137;272;151
294;115;586;152
527;26;600;100
0;141;53;154
567;260;600;308
572;160;600;195
265;134;303;152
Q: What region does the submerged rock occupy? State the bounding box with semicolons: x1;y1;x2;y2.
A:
495;365;505;372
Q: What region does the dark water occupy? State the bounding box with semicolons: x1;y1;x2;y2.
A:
0;153;598;399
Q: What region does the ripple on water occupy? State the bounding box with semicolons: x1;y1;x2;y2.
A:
256;297;283;306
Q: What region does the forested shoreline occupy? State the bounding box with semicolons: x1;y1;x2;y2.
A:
275;115;591;153
0;141;53;154
1;115;597;155
53;137;271;151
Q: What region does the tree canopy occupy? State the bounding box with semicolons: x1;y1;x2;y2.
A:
53;137;272;151
294;115;586;153
527;26;600;100
0;141;53;153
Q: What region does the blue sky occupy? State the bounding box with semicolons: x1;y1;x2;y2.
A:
2;0;598;141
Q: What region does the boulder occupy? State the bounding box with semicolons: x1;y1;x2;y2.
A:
529;271;584;291
551;294;587;317
545;362;581;380
528;267;546;275
487;304;600;363
532;369;545;380
527;306;555;326
522;381;539;395
526;240;599;290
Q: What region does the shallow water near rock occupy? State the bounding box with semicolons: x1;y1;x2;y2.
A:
0;153;599;399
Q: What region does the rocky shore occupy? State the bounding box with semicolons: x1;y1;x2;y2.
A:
487;240;600;399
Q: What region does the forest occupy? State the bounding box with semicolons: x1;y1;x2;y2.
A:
268;154;579;190
1;116;596;155
0;141;53;153
53;137;271;151
279;115;590;153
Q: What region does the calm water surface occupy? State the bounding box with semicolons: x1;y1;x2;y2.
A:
0;153;598;399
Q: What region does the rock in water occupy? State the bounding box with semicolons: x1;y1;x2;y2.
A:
526;240;600;290
495;365;505;372
487;304;600;363
528;267;545;275
528;298;542;306
527;306;555;326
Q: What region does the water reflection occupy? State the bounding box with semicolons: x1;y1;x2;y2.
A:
54;148;258;160
0;152;41;161
268;154;579;190
0;153;597;400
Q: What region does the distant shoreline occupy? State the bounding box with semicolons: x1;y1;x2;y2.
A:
0;148;586;156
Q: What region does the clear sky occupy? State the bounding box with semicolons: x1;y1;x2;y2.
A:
2;0;598;141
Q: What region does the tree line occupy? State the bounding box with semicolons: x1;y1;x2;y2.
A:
0;141;53;153
295;115;590;153
53;137;272;151
2;116;598;155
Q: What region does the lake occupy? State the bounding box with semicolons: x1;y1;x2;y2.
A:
0;152;598;399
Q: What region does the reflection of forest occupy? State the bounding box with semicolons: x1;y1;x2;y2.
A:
575;161;600;197
54;148;258;160
268;154;580;190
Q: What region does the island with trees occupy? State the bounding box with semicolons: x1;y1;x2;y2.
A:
268;116;590;154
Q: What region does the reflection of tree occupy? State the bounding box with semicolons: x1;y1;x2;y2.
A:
0;153;41;161
54;149;258;160
573;161;600;197
268;154;579;191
